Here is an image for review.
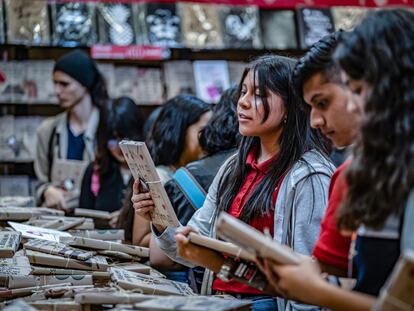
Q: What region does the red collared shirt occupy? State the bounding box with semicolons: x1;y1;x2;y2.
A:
213;146;284;295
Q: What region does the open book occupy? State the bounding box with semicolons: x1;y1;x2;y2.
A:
119;140;180;228
374;250;414;311
216;212;300;265
188;233;255;262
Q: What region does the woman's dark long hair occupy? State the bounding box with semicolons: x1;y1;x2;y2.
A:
146;95;210;166
96;96;145;178
90;71;109;108
335;9;414;230
199;86;241;155
216;55;329;222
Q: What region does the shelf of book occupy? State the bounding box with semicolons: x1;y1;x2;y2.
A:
0;0;392;194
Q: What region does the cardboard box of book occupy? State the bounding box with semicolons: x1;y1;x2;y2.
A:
97;250;140;261
29;299;82;311
0;283;71;299
0;207;64;221
0;196;34;207
60;236;149;258
133;296;252;311
0;208;42;221
25;249;108;271
374;250;414;311
0;231;21;257
74;208;110;220
114;262;152;275
30;266;109;278
110;267;195;296
0;256;32;276
27;216;94;231
6;274;93;289
23;239;96;261
68;229;125;241
74;290;155;305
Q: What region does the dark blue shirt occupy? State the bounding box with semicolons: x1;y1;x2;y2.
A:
352;215;401;296
67;125;85;161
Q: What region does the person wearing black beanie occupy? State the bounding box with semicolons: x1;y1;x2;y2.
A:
34;49;109;211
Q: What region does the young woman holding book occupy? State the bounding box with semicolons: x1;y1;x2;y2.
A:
149;87;240;288
119;95;211;246
132;55;334;310
258;9;414;311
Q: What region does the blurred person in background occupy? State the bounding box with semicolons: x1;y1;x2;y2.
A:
34;49;108;211
79;97;145;228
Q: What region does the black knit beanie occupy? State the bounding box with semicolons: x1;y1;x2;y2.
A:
54;49;99;92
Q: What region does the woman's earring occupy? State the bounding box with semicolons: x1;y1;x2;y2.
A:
283;117;287;124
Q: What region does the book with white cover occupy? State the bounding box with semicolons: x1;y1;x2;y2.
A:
110;267;195;296
118;140;180;227
8;222;72;243
0;256;32;276
216;212;300;265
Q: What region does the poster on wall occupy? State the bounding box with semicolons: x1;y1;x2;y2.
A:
193;61;230;104
332;6;368;32
220;5;262;49
143;3;182;47
297;7;334;49
163;61;195;99
260;10;297;49
179;2;223;49
5;0;50;45
51;2;96;47
97;3;135;45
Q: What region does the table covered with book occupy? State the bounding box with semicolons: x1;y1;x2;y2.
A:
0;198;253;311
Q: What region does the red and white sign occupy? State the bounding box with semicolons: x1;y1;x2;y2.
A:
77;0;413;9
90;45;171;60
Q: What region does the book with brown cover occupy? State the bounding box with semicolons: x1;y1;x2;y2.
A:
216;212;300;265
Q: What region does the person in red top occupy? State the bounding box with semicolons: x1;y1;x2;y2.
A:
290;31;362;276
133;55;334;310
257;9;414;311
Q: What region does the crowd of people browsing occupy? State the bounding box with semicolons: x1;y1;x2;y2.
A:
34;8;414;311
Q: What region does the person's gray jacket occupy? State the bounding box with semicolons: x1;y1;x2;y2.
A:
34;108;99;204
402;190;414;252
154;149;335;310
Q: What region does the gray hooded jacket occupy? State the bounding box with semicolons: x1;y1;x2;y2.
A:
155;149;335;311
